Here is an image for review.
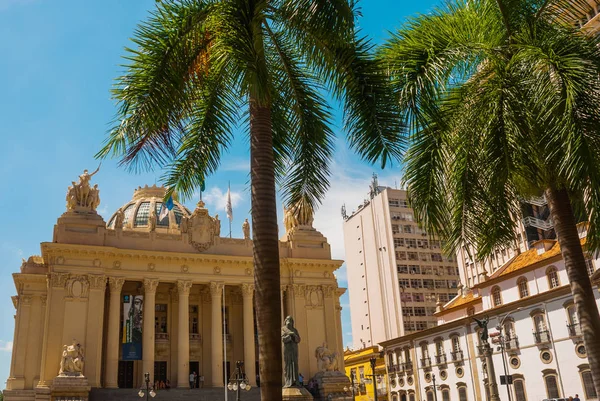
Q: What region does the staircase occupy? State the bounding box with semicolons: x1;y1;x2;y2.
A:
89;387;263;401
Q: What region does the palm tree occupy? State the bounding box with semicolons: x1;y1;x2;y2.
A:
98;1;403;399
381;0;600;394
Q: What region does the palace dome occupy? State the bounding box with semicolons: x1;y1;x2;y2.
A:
106;185;192;230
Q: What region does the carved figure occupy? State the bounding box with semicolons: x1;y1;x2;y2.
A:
181;216;189;233
315;342;339;372
188;201;216;252
59;340;85;376
242;218;250;240
472;316;490;342
114;208;125;229
65;165;101;211
149;208;157;231
282;316;301;388
283;200;314;232
214;214;221;236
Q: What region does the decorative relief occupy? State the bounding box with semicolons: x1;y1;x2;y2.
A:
187;201;218;252
323;271;331;278
305;286;323;308
213;266;221;275
93;259;101;267
209;282;224;297
322;285;334;298
49;272;70;289
148;263;156;272
56;256;65;265
108;277;125;292
241;283;255;298
181;265;189;273
143;278;160;293
41;295;47;307
177;280;193;295
292;284;307;297
65;276;90;300
113;261;122;269
11;296;18;309
21;295;33;305
88;275;107;290
245;268;252;276
294;270;302;277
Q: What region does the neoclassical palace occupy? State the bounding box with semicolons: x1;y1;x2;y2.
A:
4;171;345;401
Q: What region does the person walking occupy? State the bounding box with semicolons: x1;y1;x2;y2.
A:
574;394;580;401
299;373;304;386
189;371;196;389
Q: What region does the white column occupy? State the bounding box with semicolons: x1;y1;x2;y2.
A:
143;279;159;382
210;282;224;386
177;280;192;388
242;284;256;386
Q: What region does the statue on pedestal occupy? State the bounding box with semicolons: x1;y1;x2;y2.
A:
59;340;85;376
315;343;339;372
242;218;251;240
66;165;101;212
473;316;489;342
114;208;125;229
214;214;221;236
282;316;301;388
149;208;157;232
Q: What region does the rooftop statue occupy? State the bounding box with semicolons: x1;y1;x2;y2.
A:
58;340;85;376
283;200;314;232
66;165;101;212
242;218;250;240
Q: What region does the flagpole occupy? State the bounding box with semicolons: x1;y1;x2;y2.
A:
227;181;233;238
223;285;228;401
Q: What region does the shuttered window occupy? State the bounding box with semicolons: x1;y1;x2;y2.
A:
442;389;450;401
582;371;598;399
544;375;559;399
458;387;468;401
514;379;527;401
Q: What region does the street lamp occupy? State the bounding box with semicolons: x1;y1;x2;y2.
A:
138;372;156;400
369;357;378;401
344;371;359;401
495;308;522;401
227;361;251;401
431;374;439;401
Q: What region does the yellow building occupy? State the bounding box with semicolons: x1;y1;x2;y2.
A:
4;171;345;401
344;346;388;401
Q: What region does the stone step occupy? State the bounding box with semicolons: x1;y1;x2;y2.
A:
89;387;263;401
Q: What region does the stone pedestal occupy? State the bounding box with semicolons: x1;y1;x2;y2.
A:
313;371;353;401
50;376;91;401
283;386;314;401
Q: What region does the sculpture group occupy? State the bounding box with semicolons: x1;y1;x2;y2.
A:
59;340;85;376
315;343;339;372
66;166;101;212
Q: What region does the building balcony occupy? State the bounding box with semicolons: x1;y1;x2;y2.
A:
402;362;413;372
534;330;551;344
435;353;447;365
567;323;582;337
522;216;553;231
190;333;202;342
451;350;464;362
420;357;431;369
155;332;169;341
504;336;519;350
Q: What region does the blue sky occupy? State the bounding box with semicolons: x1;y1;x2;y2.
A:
0;0;439;388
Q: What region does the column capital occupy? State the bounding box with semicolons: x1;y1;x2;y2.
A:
292;284;306;297
209;282;224;297
321;285;334;298
108;277;125;292
241;283;255;298
144;278;160;294
48;272;69;289
88;274;107;291
177;280;193;296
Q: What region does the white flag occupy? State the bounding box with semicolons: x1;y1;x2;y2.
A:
226;186;233;221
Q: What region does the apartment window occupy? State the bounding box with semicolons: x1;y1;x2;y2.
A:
431;253;443;262
514;378;527;401
451;336;461;352
189;305;199;334
414;307;426;316
392;225;400;234
543;372;560;399
155;304;167;333
397;252;407;261
394;238;405;248
458;386;468;401
421;342;429;358
410;266;420;274
581;369;598;399
585;258;595;276
408;252;419;261
404;225;413;233
420;253;429;262
438;293;450;303
403;307;414;317
415;321;428;330
447;266;459;276
431;240;441;249
435;339;444;356
435;280;447;289
442;389;450;401
448;280;459;289
546;266;560;289
389;199;400;207
426;307;436;316
491;286;502;307
422;267;434;275
398;265;409;274
418;239;429;248
517;277;529;298
425;293;437;302
413;293;425;302
406;239;417;248
401;293;413;302
410;279;423;289
399;279;410;288
404;322;414;332
399;199;409;208
423;279;434;289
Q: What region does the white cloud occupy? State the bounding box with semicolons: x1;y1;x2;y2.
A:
221;159;250;172
203;187;244;216
0;341;13;352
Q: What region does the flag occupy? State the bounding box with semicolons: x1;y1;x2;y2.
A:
200;180;206;192
159;196;174;221
226;185;233;221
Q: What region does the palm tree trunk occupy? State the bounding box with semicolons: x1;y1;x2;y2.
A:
249;96;283;401
545;187;600;396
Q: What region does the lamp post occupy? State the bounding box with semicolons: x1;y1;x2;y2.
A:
344;371;358;401
431;374;439;401
369;357;378;401
138;372;156;401
227;361;251;401
496;308;521;401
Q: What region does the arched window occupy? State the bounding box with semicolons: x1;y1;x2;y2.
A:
458;386;468;401
517;277;529;298
546;267;560;289
442;389;451;401
543;371;560;399
409;392;416;401
581;370;598;399
491;286;502;307
426;390;434;401
513;378;527;401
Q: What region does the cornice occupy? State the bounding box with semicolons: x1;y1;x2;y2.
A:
475;253;563;289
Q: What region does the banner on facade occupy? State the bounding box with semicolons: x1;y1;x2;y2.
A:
122;294;143;360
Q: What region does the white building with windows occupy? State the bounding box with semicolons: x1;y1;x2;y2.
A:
380;224;599;401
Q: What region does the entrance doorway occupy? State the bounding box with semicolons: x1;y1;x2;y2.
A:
118;361;134;388
154;361;167;383
190;361;200;388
